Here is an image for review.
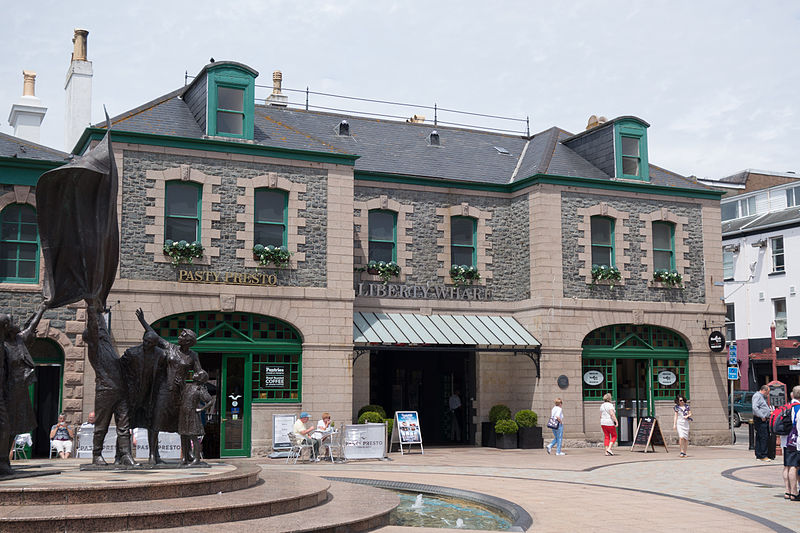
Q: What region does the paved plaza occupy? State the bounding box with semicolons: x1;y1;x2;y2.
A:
261;441;797;533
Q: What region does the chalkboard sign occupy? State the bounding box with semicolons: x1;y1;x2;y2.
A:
630;417;668;453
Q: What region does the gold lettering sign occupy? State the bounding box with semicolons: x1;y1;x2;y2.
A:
177;270;277;287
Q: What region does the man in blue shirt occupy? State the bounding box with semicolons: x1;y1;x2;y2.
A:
752;385;772;461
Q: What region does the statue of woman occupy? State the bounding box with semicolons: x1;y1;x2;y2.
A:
0;305;46;474
135;309;204;463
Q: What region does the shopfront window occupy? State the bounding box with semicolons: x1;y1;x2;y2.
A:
252;353;301;401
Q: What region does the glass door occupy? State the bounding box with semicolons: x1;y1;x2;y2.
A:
220;354;251;457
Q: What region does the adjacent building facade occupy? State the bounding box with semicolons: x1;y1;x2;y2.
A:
718;170;800;390
3;57;730;457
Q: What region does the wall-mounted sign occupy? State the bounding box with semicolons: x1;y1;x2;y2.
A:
557;375;569;389
264;365;286;388
583;370;604;386
356;282;493;301
178;269;277;287
728;367;739;380
708;331;725;352
657;370;677;386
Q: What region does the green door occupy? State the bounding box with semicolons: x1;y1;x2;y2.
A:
220;354;251;457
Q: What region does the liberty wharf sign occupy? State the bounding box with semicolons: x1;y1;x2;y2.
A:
177;269;277;286
356;282;493;301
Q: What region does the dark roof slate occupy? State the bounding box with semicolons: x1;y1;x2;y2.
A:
101;86;709;190
0;132;69;162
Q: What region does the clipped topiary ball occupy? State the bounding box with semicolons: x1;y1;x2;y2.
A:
358;411;384;424
514;409;538;428
357;404;387;419
489;404;512;424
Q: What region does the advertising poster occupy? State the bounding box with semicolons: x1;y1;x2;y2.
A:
77;428;180;459
396;411;422;444
264;365;286;388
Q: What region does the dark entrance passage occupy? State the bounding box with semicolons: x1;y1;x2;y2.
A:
30;339;64;458
370;349;475;445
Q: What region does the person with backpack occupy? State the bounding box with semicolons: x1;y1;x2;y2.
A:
752;385;772;462
779;386;800;500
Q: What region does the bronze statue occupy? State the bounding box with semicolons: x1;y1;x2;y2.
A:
120;330;166;463
136;308;204;464
179;370;213;465
0;306;45;475
84;304;135;466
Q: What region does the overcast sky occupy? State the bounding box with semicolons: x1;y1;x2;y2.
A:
2;1;798;179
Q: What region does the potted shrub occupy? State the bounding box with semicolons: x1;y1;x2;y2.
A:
358;411;384;424
482;404;512;447
515;409;543;449
163;239;204;265
253;244;292;268
652;269;683;287
590;264;621;289
357;404;387;419
450;264;481;286
365;260;401;284
494;419;518;449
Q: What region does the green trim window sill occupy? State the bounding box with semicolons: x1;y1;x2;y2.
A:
768;271;786;277
202;135;257;144
252;399;301;404
588;278;625;288
0;281;42;290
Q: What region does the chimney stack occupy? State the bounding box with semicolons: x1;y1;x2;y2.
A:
265;70;288;107
8;70;47;143
64;28;93;151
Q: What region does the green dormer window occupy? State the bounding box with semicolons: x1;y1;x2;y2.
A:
206;64;256;140
614;119;649;181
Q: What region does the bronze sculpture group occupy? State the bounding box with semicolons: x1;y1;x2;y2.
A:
0;122;213;474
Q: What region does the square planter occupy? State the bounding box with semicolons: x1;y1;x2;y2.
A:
481;422;496;447
495;433;518;449
518;426;543;449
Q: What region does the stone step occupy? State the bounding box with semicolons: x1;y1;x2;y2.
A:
137;480;399;533
0;472;329;532
0;462;261;505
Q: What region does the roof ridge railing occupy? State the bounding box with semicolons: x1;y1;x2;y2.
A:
184;73;530;136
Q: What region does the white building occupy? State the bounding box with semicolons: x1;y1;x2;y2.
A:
716;170;800;389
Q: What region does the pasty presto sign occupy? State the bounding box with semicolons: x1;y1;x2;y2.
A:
583;370;604;386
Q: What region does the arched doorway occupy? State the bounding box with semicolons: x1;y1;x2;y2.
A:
151;311;302;458
582;324;688;444
29;339;64;457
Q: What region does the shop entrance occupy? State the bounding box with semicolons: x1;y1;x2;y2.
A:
30;339;64;458
615;359;652;444
370;349;476;445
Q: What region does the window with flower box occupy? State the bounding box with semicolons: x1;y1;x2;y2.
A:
450;216;476;267
254;188;287;247
591;216;615;267
368;210;397;263
165;181;201;243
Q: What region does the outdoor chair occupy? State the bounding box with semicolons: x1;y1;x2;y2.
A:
12;434;31;460
323;427;346;463
286;432;313;464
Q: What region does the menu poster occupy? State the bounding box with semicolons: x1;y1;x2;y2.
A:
395;411;422;444
630;416;668;453
273;413;297;449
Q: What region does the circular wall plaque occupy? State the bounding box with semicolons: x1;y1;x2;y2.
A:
583;370;604;386
657;370;677;386
557;375;569;389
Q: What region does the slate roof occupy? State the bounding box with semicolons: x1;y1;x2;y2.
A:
101;85;712;191
723;206;800;237
0;132;69;162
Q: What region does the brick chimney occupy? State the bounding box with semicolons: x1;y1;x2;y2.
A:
64;29;92;151
265;70;288;107
8;70;47;143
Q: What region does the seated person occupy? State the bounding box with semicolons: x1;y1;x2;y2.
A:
293;412;320;460
80;411;96;430
9;433;32;460
313;412;334;440
50;413;75;459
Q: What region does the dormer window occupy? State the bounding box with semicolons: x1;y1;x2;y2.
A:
216;86;245;135
338;120;350;136
429;130;440;146
614;119;649;181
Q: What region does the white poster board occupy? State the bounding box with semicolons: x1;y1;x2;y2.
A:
273;414;297;450
343;423;387;460
393;411;423;455
76;427;180;459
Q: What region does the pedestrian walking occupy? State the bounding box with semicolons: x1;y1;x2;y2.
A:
752;385;772;461
545;398;565;456
600;393;618;456
781;385;800;501
672;395;692;457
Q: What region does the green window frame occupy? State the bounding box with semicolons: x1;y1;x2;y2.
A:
151;311;303;403
0;204;39;283
651;359;688;400
652;222;675;271
614;121;649;181
254;188;287;247
450;216;477;267
581;358;616;400
165;181;201;243
590;216;615;267
368;209;397;263
206;67;256;140
774;298;788;339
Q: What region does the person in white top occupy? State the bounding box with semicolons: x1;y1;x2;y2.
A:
600;393;618;456
781;385;800;501
545;398;565;455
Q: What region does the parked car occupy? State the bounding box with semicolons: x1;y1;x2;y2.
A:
727;391;755;427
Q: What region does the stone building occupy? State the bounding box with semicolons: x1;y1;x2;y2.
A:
5;59;730;457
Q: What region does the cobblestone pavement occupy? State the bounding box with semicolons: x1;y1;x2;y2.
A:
261;443;797;533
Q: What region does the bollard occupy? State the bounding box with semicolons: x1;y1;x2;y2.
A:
748;422;755;450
